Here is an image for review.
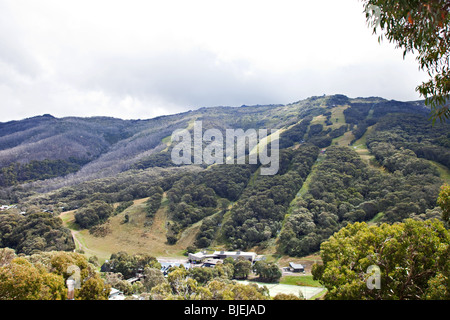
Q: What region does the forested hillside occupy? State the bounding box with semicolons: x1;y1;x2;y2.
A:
0;94;448;259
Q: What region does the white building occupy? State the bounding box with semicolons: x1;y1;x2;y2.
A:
213;251;257;262
188;250;257;264
109;288;125;300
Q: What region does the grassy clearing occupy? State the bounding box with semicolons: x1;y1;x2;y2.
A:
249;128;285;157
368;212;384;225
348;125;385;171
332;130;354;147
352;125;374;148
328;105;349;129
296;166;316;197
280;275;322;287
276;254;322;277
60;196;193;264
310;114;326;126
161;135;172;151
429;160;450;183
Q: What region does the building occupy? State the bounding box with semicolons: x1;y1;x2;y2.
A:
289;262;305;273
188;251;218;263
213;251;257;263
109;288;125;300
160;262;191;275
188;250;258;265
202;258;223;268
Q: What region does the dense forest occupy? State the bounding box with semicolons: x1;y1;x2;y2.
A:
0;94;448;280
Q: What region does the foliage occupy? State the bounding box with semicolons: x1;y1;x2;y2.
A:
104;272;135;295
188;263;234;285
362;0;450;123
0;250;110;300
0;158;86;187
223;144;319;249
114;200;134;215
367;113;450;168
201;164;257;201
438;184;450;223
165;174;220;243
145;186;164;218
272;293;304;300
74;200;114;229
195;213;223;248
279;143;444;257
132;152;179;170
0;257;67;300
0;212;75;254
142;267;166;292
253;260;282;283
279;116;312;149
149;265;269;300
233;259;253;280
312;219;450;300
101;251;161;279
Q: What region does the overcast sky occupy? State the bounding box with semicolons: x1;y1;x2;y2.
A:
0;0;429;122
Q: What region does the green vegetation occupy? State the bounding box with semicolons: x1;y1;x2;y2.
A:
0;94;449;300
145;186;164;219
362;0;450;123
223;145;319;250
0;212;75;254
438;184;450;223
253;260;282;282
0;158;87;187
279;142;444;257
0;249;110;300
280;275;321;287
312;219;450;299
74;200;114;229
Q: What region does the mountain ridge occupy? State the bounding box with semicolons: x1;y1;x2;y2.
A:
0;94;436;188
0;94;448;258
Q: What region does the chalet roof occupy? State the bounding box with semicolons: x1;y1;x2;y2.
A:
203;258;223;265
213;251;257;257
188;252;217;260
289;262;304;269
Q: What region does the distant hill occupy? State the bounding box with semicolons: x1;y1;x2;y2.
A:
0;94;449;257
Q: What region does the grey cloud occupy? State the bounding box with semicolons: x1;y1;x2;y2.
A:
55;47;282;109
0;3;42;79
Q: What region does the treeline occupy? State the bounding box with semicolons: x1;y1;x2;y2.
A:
222;144;319;250
0;212;75;255
0;248;298;300
312;219;450;300
73;186;163;230
278;145;444;257
164;163;258;245
10;167;196;212
131;152;177;170
100;251;289;300
165;176;221;244
74;200;114;229
279;116;312;148
0;158;87;187
0;249;110;300
145;186;164;219
367;113;450;168
279;115;351;151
